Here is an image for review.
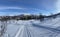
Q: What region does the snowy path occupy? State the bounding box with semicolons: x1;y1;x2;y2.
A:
13;21;60;37
3;19;60;37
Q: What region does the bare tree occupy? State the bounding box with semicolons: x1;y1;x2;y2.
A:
0;20;7;37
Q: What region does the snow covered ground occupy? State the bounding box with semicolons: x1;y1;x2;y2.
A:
1;16;60;37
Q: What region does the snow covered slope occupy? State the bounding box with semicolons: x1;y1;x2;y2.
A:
1;15;60;37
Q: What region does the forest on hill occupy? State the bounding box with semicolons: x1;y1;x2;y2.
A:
0;13;60;21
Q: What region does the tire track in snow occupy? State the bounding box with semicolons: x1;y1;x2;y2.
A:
26;26;31;37
14;25;24;37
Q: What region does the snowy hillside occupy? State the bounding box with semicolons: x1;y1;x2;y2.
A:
0;13;60;37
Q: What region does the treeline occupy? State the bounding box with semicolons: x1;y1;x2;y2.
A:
0;13;60;21
0;14;45;21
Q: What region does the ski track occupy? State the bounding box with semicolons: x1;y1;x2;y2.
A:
15;25;24;37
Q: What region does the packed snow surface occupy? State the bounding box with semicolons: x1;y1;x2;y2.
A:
1;16;60;37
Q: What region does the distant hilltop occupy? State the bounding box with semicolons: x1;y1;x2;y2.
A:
0;13;60;21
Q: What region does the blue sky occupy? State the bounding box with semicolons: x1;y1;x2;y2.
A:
0;0;59;15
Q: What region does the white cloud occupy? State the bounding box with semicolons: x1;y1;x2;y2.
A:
56;0;60;12
0;6;26;10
